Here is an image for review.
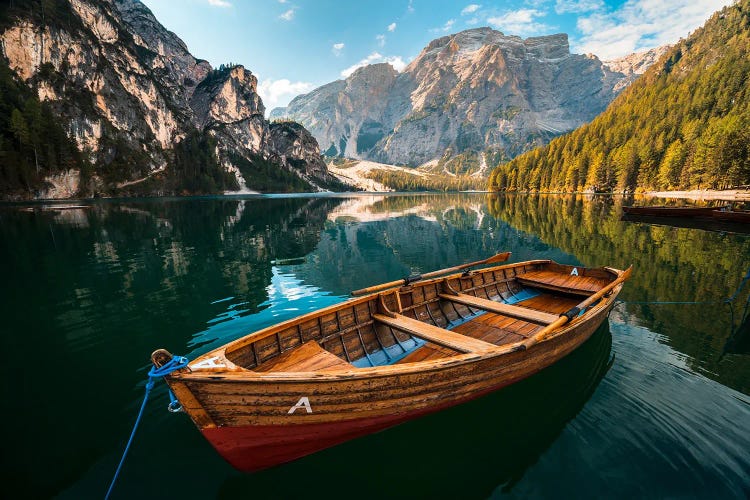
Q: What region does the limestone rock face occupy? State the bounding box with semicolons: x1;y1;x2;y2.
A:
0;0;333;195
268;122;339;186
191;66;265;127
603;46;671;92
274;27;665;172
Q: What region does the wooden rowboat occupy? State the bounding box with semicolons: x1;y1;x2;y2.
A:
152;254;631;471
711;209;750;223
622;205;728;217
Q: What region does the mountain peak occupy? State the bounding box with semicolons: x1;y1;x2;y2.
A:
276;27;642;167
349;62;399;81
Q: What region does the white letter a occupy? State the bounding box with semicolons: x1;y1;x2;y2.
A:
288;396;313;414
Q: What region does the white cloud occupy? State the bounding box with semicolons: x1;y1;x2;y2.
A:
340;52;407;78
407;0;415;13
208;0;231;7
257;79;314;111
278;0;287;3
332;42;345;56
554;0;603;14
461;4;481;15
487;9;550;35
430;19;456;33
388;22;397;32
574;0;733;60
279;8;295;21
376;34;386;47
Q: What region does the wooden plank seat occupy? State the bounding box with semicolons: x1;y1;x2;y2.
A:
373;313;497;354
516;270;607;296
438;292;558;325
254;341;351;372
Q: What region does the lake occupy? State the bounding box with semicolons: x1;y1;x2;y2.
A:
1;193;748;499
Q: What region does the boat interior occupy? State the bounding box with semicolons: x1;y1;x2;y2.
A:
219;261;617;372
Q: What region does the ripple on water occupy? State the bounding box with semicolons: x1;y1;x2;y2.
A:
496;312;750;498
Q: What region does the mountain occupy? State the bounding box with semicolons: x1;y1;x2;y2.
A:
488;1;750;193
0;0;342;199
603;45;671;92
271;28;659;174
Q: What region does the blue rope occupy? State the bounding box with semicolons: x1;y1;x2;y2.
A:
105;356;189;500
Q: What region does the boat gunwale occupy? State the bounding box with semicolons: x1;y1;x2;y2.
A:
169;262;624;383
187;259;553;361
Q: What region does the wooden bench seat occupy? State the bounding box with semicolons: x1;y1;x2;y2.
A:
517;270;607;296
255;341;351;372
438;293;558;325
373;313;496;354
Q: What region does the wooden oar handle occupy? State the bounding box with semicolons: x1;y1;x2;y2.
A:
351;278;409;296
351;252;512;296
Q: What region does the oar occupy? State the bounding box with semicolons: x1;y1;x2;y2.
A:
351;252;512;296
518;266;633;350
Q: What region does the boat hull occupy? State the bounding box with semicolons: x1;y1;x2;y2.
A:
201;378;518;471
711;210;750;223
622;205;723;217
182;297;615;471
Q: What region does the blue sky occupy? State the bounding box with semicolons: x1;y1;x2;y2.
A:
141;0;733;111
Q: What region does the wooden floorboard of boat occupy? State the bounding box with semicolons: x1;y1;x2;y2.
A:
517;270;608;295
373;313;497;353
254;341;351;372
396;343;457;364
519;293;580;314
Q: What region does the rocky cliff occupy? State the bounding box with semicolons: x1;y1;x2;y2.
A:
603;45;671;92
0;0;339;198
272;28;663;173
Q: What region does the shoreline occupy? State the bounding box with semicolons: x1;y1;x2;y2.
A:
642;189;750;201
3;188;750;205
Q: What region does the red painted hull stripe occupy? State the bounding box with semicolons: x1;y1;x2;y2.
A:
201;377;522;471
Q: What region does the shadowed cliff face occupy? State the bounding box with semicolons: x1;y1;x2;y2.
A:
0;0;336;197
272;28;663;172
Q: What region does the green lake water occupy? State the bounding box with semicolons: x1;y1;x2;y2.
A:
1;193;749;499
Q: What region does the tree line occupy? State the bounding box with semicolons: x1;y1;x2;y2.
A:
489;1;750;193
366;169;487;192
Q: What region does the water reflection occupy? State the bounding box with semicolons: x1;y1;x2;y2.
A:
485;193;750;394
499;309;750;499
1;192;749;498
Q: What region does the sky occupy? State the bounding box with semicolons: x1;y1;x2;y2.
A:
141;0;734;112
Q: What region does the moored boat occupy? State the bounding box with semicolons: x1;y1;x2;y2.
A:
621;213;750;234
622;205;727;217
152;254;631;471
711;209;750;223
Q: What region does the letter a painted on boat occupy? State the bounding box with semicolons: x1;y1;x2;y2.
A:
191;356;226;369
571;268;579;276
288;397;313;414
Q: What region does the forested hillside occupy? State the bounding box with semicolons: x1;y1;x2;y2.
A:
489;1;750;193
